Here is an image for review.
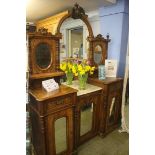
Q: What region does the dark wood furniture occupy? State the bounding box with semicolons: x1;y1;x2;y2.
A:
91;34;110;66
88;77;123;136
29;85;77;155
26;23;36;33
76;90;102;146
28;3;123;155
27;28;66;89
56;4;110;65
62;81;103;148
28;29;61;76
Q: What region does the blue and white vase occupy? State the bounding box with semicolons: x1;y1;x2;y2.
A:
98;65;106;80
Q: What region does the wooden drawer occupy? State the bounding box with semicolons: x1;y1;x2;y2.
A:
45;95;72;113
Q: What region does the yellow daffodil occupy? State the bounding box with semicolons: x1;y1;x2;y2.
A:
91;66;95;71
80;70;85;75
75;72;78;76
72;66;76;74
60;63;67;71
68;62;72;70
78;64;83;71
85;65;91;72
60;64;63;70
60;61;95;78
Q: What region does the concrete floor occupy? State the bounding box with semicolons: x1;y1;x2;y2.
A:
78;129;129;155
30;128;129;155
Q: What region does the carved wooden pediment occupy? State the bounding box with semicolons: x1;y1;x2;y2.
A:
37;27;52;35
71;3;87;19
93;34;111;42
27;27;52;36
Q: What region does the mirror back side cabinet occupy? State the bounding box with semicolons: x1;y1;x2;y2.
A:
27;29;64;81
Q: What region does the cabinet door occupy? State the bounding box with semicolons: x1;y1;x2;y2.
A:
45;108;74;155
106;91;122;132
77;94;100;145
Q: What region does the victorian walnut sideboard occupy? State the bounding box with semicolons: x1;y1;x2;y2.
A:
27;4;124;155
28;78;123;155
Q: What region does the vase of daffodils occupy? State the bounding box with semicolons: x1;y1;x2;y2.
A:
72;61;95;90
60;61;73;85
78;72;88;90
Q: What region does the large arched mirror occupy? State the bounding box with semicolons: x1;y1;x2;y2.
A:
35;43;51;69
56;4;94;64
60;17;89;62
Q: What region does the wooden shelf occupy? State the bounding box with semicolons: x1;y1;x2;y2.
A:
30;71;65;79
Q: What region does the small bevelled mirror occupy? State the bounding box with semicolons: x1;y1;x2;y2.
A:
108;97;116;125
80;103;93;136
35;43;51;69
94;45;102;64
55;117;67;154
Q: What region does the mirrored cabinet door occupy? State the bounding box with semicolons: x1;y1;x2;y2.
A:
107;92;121;130
46;108;74;155
77;94;101;145
80;103;93;136
55;117;67;154
108;97;116;125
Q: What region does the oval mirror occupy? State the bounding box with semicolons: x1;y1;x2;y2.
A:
35;43;51;69
94;45;102;64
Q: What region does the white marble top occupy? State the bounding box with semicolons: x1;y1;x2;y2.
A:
62;80;102;96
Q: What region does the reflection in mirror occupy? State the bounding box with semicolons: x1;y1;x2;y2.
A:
70;27;83;59
35;43;51;69
55;117;67;154
109;97;116;124
80;103;93;136
60;18;89;62
94;45;102;64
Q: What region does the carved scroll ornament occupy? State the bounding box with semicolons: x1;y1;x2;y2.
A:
71;3;86;19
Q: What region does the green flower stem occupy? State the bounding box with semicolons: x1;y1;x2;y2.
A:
66;72;73;85
78;73;88;90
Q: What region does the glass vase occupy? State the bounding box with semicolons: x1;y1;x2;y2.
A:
66;72;73;85
78;73;88;90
